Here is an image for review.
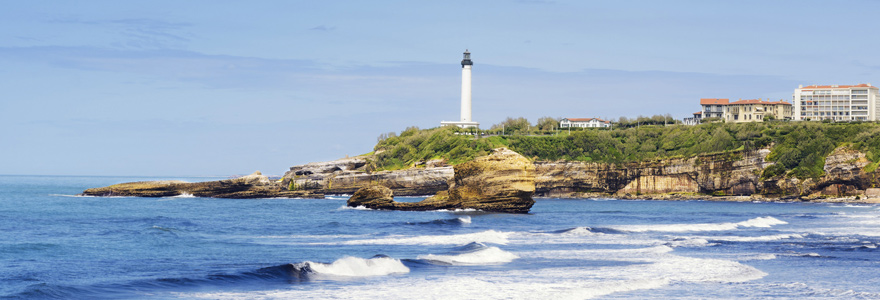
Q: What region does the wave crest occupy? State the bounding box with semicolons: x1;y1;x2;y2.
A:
613;216;787;233
297;256;410;277
324;230;511;246
418;244;519;265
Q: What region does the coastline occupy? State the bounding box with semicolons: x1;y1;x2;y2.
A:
535;192;880;204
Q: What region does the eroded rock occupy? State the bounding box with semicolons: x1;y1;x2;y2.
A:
81;171;323;199
347;148;536;213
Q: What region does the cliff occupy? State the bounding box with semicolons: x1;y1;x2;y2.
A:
535;149;772;198
294;146;880;202
81;146;880;202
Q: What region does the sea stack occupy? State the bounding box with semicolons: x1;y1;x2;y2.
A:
347;148;536;213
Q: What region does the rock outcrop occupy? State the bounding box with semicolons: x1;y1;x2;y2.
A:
764;146;874;199
81;171;323;199
284;162;452;196
347;148;536;213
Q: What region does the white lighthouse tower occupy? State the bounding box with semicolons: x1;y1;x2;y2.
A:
441;50;480;128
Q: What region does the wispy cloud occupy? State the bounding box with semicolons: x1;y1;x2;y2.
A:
50;17;193;50
309;25;337;31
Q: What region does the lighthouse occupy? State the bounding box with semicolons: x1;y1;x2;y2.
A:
460;50;473;123
441;50;480;128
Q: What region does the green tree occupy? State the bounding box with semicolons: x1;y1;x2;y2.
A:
491;117;532;134
536;116;559;131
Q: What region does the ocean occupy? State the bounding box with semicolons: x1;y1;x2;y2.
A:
2;175;880;299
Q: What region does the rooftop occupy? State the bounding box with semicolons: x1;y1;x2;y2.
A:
799;83;877;90
729;99;791;105
700;98;729;105
564;118;611;123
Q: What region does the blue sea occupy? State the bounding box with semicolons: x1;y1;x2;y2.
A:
3;175;880;299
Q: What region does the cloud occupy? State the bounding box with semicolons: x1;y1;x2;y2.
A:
309;25;337;31
514;0;556;4
50;17;193;49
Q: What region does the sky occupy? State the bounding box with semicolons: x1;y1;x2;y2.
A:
3;0;880;176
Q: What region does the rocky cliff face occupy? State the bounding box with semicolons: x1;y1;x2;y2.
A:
762;146;876;199
84;146;880;201
535;149;773;198
347;148;536;213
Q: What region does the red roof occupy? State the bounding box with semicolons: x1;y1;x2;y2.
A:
565;118;611;123
729;99;764;105
694;111;702;115
799;83;877;90
700;98;729;105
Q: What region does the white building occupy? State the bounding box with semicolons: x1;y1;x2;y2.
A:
560;118;611;128
441;50;479;128
683;111;702;125
793;84;880;121
700;98;728;119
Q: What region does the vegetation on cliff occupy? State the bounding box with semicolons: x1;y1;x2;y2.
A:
371;122;880;180
371;126;505;170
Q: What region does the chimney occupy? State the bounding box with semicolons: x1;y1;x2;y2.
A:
798;84;803;88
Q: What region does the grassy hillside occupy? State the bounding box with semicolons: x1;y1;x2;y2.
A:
370;122;880;179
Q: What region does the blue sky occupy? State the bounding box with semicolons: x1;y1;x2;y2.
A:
3;0;880;176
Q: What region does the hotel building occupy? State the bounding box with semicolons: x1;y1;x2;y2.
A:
688;98;791;124
793;84;879;121
724;99;792;123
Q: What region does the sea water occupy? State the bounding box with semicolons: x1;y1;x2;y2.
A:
2;175;880;299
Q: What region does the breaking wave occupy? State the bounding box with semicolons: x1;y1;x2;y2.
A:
418;243;519;265
321;230;511;246
612;217;787;233
296;256;410;277
407;216;472;226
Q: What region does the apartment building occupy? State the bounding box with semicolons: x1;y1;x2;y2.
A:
793;84;880;121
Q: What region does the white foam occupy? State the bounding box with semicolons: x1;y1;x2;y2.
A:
51;193;127;198
613;216;787;233
737;216;788;227
337;205;371;211
172;192;196;198
437;208;480;212
418;246;519;265
184;245;765;300
511;230;661;246
457;216;472;224
561;227;602;236
667;238;716;248
301;256;409;277
319;230;511;246
738;253;778;261
702;233;804;242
